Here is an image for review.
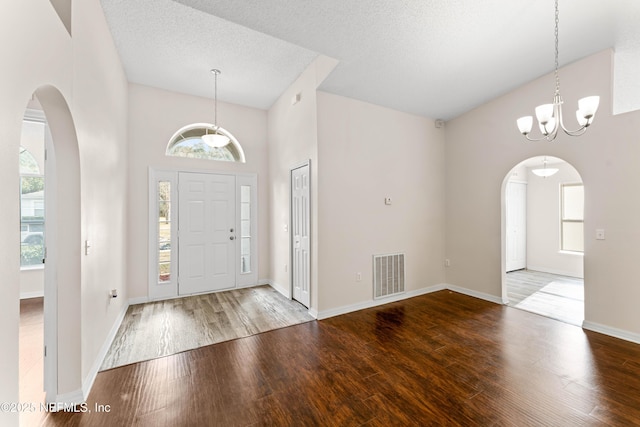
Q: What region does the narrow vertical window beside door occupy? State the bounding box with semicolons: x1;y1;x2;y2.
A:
158;181;172;282
240;185;251;274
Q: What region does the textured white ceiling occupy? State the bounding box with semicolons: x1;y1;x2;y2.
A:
100;0;640;120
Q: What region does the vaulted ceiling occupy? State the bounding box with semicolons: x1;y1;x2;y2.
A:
100;0;640;120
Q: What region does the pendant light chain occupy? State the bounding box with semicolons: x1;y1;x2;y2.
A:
212;69;221;130
201;68;233;148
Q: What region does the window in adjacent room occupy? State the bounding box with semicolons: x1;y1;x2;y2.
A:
561;183;584;252
19;116;46;267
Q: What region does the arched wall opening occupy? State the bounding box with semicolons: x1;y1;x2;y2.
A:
501;156;585;326
30;85;82;404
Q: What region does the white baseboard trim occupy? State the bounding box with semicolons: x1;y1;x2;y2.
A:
49;388;85;409
269;280;290;299
262;279;316;318
525;265;584;279
582;320;640;345
444;284;504;305
129;296;150;306
316;284;446;320
20;290;45;299
82;301;130;401
446;284;640;346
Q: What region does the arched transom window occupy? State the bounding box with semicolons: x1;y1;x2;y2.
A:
166;123;245;163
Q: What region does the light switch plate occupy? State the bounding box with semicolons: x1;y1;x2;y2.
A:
596;229;605;240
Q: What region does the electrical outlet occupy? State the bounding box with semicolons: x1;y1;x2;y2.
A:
356;272;362;282
445;259;451;267
384;197;392;205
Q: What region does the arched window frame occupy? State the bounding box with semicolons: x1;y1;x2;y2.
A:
165;123;246;163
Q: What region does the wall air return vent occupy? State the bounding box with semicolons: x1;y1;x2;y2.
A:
373;253;405;299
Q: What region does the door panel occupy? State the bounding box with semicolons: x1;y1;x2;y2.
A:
179;173;236;294
292;164;310;307
506;181;527;272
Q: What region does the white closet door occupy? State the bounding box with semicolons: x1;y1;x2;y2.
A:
291;164;310;307
506;181;527;272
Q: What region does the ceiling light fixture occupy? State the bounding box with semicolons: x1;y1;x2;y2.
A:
532;157;559;177
201;69;231;148
516;0;599;142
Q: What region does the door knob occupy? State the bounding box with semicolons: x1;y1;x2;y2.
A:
230;236;235;240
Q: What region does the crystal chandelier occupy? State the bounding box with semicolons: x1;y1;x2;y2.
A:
516;0;599;142
202;69;231;148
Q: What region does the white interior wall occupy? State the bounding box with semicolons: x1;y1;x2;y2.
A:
508;164;528;183
267;56;337;313
0;1;129;420
127;83;270;299
20;269;44;299
316;92;446;315
526;162;584;278
446;49;640;337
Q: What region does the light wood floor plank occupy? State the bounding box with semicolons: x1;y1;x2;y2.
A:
506;269;584;325
101;285;313;370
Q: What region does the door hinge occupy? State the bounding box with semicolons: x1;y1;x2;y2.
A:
44;346;47;357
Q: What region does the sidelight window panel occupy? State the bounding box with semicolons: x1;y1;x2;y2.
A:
158;181;172;282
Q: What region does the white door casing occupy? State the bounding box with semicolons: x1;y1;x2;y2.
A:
291;163;310;307
178;172;236;295
43;122;57;402
506;181;527;272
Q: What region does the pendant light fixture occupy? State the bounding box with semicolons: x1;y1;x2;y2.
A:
516;0;599;142
532;157;559;177
201;69;231;148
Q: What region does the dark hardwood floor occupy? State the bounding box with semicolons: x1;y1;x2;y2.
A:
43;290;640;426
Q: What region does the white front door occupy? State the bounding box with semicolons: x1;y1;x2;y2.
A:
291;164;310;307
506;181;527;272
178;172;236;295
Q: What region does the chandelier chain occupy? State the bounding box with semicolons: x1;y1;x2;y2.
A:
554;0;560;95
516;0;599;141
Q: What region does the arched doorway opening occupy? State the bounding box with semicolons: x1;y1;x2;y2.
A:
18;86;82;412
501;156;585;326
